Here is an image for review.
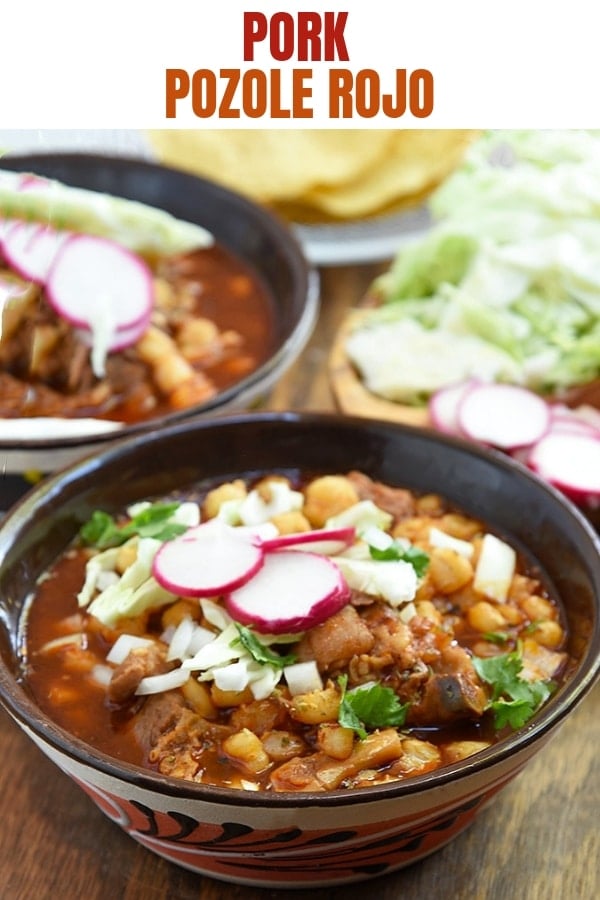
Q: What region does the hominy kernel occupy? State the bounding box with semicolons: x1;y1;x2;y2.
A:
415;599;442;625
181;679;217;718
289;687;340;724
467;601;507;633
203;480;247;519
521;594;555;622
317;724;355;760
303;476;359;528
429;547;474;594
529;620;564;649
115;542;137;574
222;729;271;774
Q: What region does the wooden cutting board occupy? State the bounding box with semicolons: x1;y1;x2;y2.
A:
328;307;431;427
329;305;600;428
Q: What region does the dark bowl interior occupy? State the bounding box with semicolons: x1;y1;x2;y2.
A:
0;153;317;448
0;412;599;804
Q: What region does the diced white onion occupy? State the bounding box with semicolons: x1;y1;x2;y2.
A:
236;521;279;541
166;616;195;661
38;632;85;653
429;527;475;559
216;498;243;525
335;556;417;606
326;500;393;534
106;633;154;665
183;623;241;671
125;500;200;530
127;501;151;517
135;667;190;695
284;660;323;696
77;545;122;608
171;502;201;527
91;664;114;686
361;525;393;552
187;625;218;655
96;570;120;591
238;482;303;526
212;660;251;692
399;601;417;623
473;533;516;603
160;624;176;644
200;598;233;631
248;664;282;700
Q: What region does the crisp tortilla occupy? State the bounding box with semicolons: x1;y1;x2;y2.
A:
148;129;479;221
300;130;480;219
148;129;396;203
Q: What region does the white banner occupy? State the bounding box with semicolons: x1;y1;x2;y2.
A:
1;0;599;127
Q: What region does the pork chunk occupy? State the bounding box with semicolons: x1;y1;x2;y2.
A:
108;643;174;703
347;471;417;521
295;605;375;673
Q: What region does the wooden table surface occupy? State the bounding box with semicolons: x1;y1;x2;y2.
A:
1;262;599;900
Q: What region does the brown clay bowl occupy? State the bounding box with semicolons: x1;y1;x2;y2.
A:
0;412;598;887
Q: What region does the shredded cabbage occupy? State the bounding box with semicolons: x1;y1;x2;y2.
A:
0;168;213;256
351;130;600;401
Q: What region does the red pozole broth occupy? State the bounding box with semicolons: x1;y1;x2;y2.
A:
21;471;571;792
0;243;275;423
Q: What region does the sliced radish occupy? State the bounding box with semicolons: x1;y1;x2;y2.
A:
0;217;13;245
225;550;351;635
528;431;600;501
2;221;71;283
570;405;600;432
548;409;600;438
261;526;356;556
18;173;52;191
74;313;150;353
458;383;551;450
152;519;264;597
509;445;533;466
548;418;600;438
429;380;478;436
46;233;153;333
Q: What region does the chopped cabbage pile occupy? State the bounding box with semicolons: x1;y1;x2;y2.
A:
347;130;600;403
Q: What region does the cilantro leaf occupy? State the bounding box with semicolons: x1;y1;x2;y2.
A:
338;674;409;739
80;502;188;549
482;631;511;645
232;625;297;669
369;541;429;577
80;510;120;548
473;648;555;730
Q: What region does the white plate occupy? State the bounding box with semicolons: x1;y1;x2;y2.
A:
293;204;432;267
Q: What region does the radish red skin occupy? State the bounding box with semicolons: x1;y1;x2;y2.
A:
260;526;355;556
225;550;351;634
527;431;600;503
75;313;151;353
46;233;154;332
458;383;551;450
547;412;600;439
429;380;479;436
2;221;70;284
152;522;265;598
